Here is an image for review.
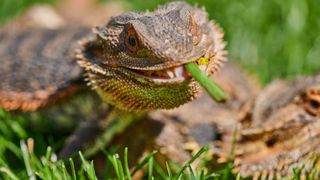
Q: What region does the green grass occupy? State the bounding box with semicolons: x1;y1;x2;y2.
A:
0;128;233;180
0;0;320;179
0;0;55;24
0;110;238;179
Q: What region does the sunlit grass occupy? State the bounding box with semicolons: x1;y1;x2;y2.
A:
0;133;236;180
0;0;55;24
0;110;233;179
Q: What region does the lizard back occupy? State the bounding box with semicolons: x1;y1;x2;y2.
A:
0;26;89;111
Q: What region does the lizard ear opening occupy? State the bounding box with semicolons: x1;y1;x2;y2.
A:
125;23;140;53
301;85;320;116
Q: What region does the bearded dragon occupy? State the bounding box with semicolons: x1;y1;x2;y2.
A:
1;1;319;179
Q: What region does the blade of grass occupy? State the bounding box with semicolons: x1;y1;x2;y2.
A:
293;165;304;180
309;156;320;179
153;161;168;180
168;160;182;175
148;156;154;180
204;173;219;180
0;136;22;158
102;149;115;179
108;154;121;179
45;146;52;164
79;152;97;179
187;164;196;180
61;163;69;180
116;157;125;180
236;173;240;180
166;162;172;180
10;120;27;139
69;158;77;180
124;148;132;180
174;146;208;180
20;140;36;180
131;150;157;176
199;169;205;180
90;161;98;180
0;167;19;180
185;62;226;102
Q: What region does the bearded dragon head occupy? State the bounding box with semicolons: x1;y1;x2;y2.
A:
228;75;320;179
77;2;226;111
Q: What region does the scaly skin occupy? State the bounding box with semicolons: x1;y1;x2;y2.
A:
0;26;88;111
111;62;259;165
77;1;226;111
116;66;320;179
229;74;320;179
0;2;226;112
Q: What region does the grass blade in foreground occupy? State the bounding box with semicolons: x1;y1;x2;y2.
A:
184;62;226;102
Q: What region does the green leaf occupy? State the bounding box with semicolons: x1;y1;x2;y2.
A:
184;62;226;102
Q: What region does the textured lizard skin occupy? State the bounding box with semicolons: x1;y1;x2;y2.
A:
0;27;88;111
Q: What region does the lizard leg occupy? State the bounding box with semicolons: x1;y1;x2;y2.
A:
59;107;145;159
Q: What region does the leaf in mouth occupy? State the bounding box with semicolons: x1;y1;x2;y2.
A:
184;62;227;102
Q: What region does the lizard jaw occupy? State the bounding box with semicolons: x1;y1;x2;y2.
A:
127;63;208;83
113;54;210;83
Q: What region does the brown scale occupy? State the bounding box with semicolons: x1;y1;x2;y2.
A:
228;75;320;179
111;68;320;179
0;27;89;111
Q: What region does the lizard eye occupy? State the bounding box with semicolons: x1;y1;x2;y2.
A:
302;85;320;116
128;35;137;47
125;24;140;53
309;100;320;109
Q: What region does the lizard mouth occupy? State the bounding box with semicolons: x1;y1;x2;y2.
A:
126;62;208;83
